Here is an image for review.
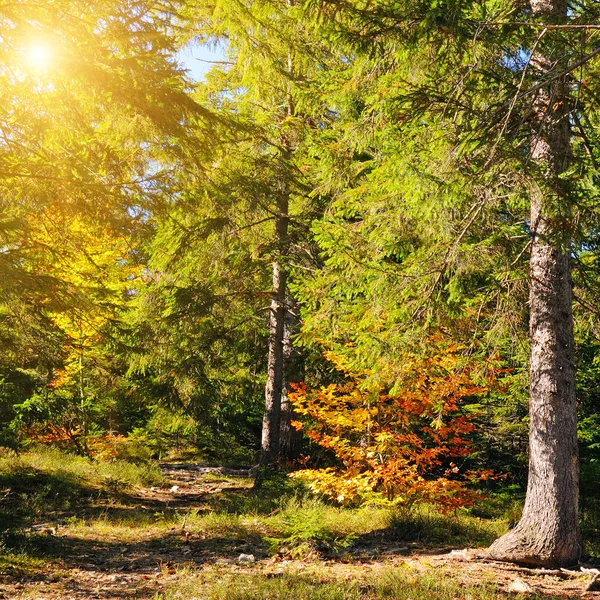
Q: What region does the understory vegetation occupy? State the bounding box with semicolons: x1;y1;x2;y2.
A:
1;446;593;598
2;448;600;598
0;447;507;598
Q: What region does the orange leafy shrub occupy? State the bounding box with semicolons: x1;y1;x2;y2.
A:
23;424;126;461
23;423;83;450
289;340;499;510
86;433;128;461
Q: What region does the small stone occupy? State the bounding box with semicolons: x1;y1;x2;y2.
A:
237;553;256;564
508;577;535;594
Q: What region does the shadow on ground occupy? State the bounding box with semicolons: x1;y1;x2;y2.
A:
0;465;589;600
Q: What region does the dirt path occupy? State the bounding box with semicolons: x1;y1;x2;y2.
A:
1;465;599;599
0;464;254;599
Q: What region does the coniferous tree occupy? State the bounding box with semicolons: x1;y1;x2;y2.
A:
0;0;212;447
181;0;329;466
294;0;600;565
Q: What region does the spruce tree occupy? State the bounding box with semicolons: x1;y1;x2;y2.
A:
0;0;211;447
296;0;600;565
183;0;327;466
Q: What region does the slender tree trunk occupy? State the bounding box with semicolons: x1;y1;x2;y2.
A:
260;194;289;466
279;295;303;461
78;335;89;456
259;30;296;468
488;0;581;567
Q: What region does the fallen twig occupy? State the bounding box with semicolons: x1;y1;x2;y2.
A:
585;572;600;592
482;561;573;578
560;568;587;577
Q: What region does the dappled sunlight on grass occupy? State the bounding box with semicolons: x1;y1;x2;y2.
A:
63;510;180;539
194;511;274;539
0;448;165;550
0;450;543;600
0;548;49;578
267;497;392;538
385;504;509;547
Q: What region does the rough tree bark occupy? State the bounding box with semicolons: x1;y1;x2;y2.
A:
259;189;289;466
488;0;581;567
279;296;304;461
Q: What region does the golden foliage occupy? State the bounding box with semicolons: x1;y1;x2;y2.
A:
290;337;500;510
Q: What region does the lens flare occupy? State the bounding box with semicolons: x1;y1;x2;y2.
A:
26;42;54;70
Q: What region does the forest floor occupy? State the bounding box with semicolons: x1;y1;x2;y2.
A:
1;458;599;599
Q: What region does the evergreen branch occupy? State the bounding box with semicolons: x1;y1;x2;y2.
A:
429;198;487;295
513;46;600;102
481;45;600;142
0;170;174;188
231;216;275;234
572;292;600;317
572;112;598;171
193;58;235;65
476;21;600;30
484;27;547;169
510;239;532;268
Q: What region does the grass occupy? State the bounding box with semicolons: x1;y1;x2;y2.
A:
194;511;271;538
0;446;514;541
199;472;510;552
0;546;48;579
262;498;388;557
0;445;163;487
0;445;163;532
116;493;511;567
63;510;180;542
154;564;507;600
386;504;507;547
12;461;509;558
207;470;304;514
7;446;577;599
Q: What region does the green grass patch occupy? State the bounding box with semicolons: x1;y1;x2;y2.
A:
183;493;508;560
202;469;514;557
63;509;179;539
209;470;304;515
387;504;508;548
263;498;385;557
0;446;163;531
0;546;49;578
194;512;270;538
0;446;163;487
155;565;509;600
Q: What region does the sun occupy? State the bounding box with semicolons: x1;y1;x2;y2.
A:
26;42;55;70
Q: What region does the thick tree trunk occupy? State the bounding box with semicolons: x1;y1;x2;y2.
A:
488;0;581;567
488;194;580;566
